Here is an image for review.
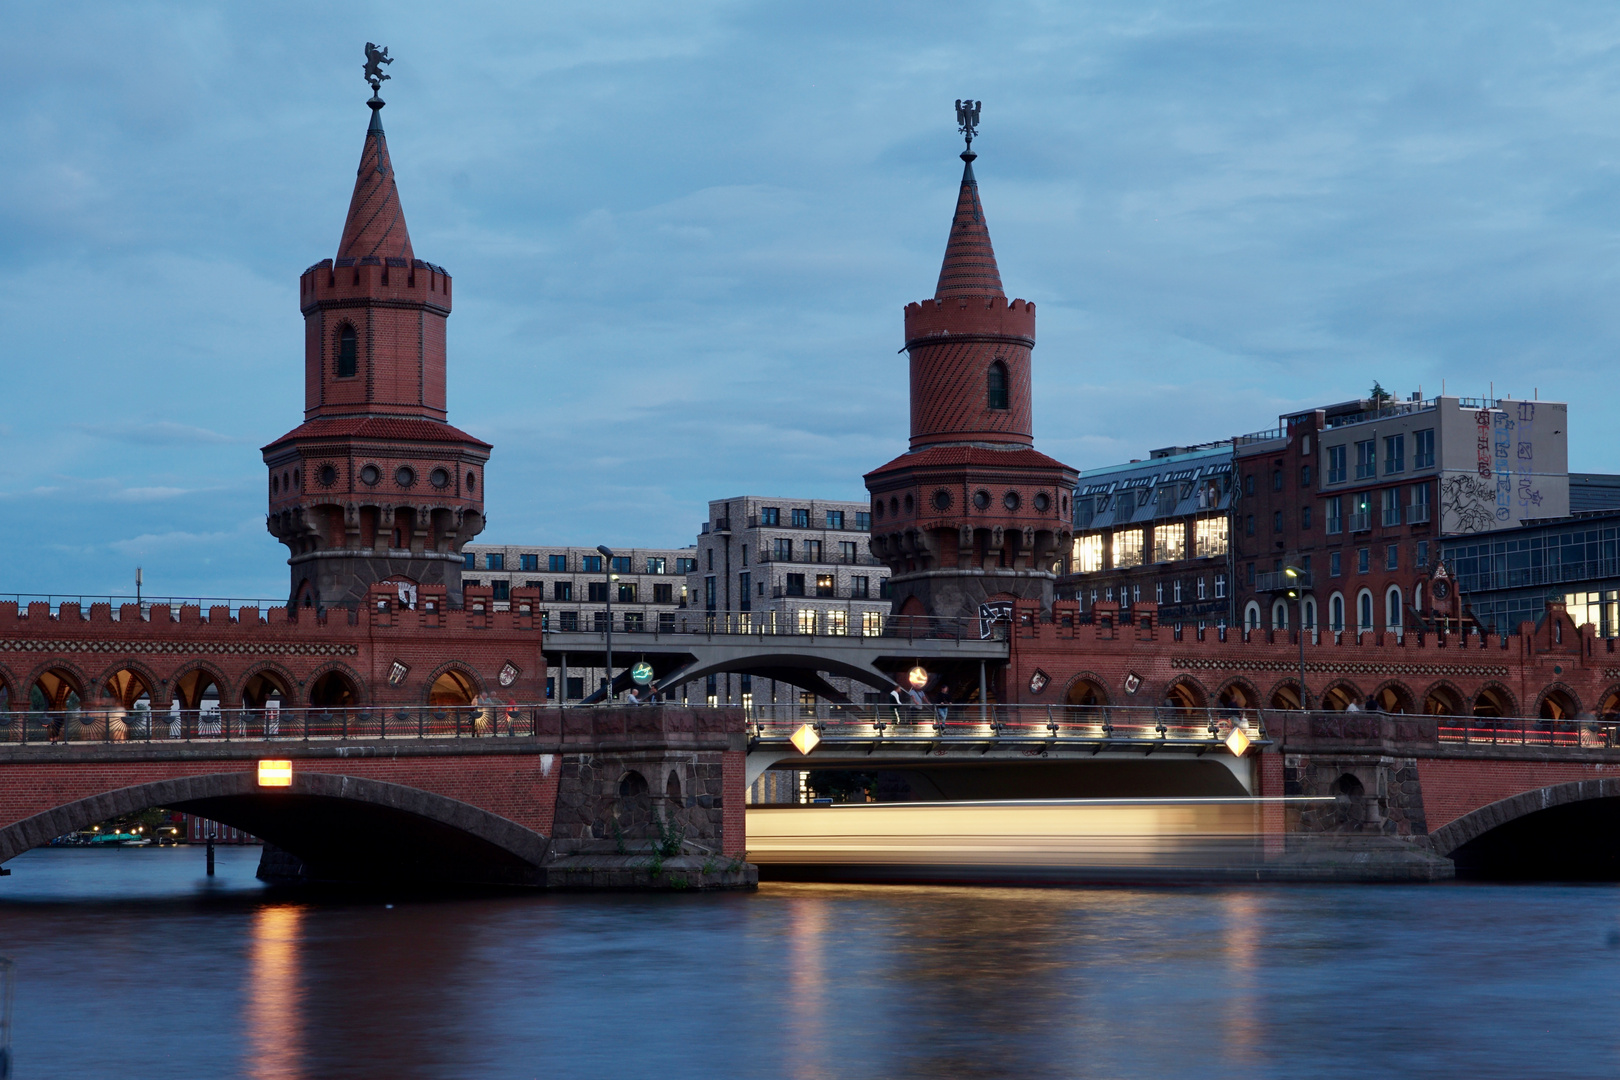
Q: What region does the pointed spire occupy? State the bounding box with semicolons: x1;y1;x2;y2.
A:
336;92;414;262
934;148;1004;299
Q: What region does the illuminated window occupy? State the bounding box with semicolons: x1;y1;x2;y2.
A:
1112;528;1145;568
1153;522;1187;563
1194;516;1228;557
796;608;819;634
862;611;884;637
826;610;848;635
1073;534;1104;573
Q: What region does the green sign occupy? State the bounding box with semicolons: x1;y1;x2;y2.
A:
630;661;655;685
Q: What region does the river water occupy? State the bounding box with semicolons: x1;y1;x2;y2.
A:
2;847;1618;1079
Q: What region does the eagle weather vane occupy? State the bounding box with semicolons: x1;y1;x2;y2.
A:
955;98;982;152
364;42;393;94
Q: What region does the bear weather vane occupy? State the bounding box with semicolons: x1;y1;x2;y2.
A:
364;42;393;95
955;98;982;152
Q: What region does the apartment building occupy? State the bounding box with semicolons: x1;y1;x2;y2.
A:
1232;394;1571;636
689;495;890;705
1056;442;1236;626
460;542;698;700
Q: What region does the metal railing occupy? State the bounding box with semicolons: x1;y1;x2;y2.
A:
1348;512;1372;532
547;611;1007;642
757;550;883;567
1436;715;1620;749
0;704;549;745
747;704;1268;748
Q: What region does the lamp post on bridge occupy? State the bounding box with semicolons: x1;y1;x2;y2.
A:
597;545;615;703
1285;564;1308;711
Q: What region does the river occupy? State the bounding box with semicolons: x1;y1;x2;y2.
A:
1;846;1616;1078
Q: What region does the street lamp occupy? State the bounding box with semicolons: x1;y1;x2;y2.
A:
597;545;615;703
1284;564;1308;711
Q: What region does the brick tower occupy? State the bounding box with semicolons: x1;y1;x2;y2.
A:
264;65;490;609
865;103;1077;621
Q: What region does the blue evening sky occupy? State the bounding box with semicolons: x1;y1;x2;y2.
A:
4;3;1619;600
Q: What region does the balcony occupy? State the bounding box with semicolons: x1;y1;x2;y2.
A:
1409;503;1431;524
756;549;881;567
1255;570;1312;593
1348;512;1372;532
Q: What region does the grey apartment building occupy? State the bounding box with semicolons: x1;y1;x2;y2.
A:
460;543;698;701
689;496;891;705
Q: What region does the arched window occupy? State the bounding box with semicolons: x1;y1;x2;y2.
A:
1302;596;1317;630
1244;601;1261;630
1357;589;1374;631
336;324;358;378
1330;593;1345;632
1385;585;1403;629
986;361;1009;410
1271;599;1289;629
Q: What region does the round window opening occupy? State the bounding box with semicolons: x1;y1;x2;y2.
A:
932;490;952;512
973;490;990;510
396;466;416;488
903;493;914;512
874;501;885;520
359;464;381;486
271;475;279;494
430;467;450;489
467;471;477;491
318;464;337;487
1034;492;1051;512
889;497;899;516
1004;491;1021;511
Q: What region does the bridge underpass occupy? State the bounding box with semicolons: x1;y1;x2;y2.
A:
542;618;1008;704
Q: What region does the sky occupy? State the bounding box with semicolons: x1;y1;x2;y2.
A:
5;2;1620;601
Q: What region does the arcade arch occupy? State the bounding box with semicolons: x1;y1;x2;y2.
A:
428;669;479;707
1371;682;1413;714
1538;687;1580;721
1163;678;1206;714
1473;685;1516;718
309;670;359;709
1422;683;1465;716
1321;683;1362;711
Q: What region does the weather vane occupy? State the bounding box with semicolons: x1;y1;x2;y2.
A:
955;98;982;152
364;42;393;95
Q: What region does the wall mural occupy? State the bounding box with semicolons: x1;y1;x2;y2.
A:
1444;404;1543;534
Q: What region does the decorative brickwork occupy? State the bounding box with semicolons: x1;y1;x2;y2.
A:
263;92;489;608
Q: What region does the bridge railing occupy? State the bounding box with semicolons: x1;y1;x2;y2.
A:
744;703;1269;747
549;611;1009;643
1435;714;1620;749
0;705;553;745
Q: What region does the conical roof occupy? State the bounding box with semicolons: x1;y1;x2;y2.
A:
933;153;1004;299
336;103;414;262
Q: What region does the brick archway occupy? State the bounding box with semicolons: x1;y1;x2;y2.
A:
1430;778;1620;859
0;770;550;886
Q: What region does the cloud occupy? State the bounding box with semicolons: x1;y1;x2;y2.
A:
68;421;237;447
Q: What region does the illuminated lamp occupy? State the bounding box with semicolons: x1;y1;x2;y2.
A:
257;759;293;787
790;723;821;755
1225;725;1252;757
907;665;929;689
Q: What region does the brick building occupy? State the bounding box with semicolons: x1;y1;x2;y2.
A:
1231;395;1571;645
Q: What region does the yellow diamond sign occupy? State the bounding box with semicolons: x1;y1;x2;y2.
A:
1225;725;1252;757
791;723;820;755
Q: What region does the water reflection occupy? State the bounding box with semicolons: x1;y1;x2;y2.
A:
246;905;305;1080
5;851;1620;1079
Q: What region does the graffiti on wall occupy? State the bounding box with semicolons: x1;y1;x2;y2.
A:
1441;472;1498;534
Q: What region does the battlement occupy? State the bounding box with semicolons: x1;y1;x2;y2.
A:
904;295;1035;347
300;257;451;315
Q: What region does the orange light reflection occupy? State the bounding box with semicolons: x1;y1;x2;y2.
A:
247;905;306;1080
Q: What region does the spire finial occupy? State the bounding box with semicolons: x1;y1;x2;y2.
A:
364;42;393;117
955;98;981;162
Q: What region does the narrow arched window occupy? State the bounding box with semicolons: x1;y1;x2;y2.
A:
987;361;1009;410
336;324;357;378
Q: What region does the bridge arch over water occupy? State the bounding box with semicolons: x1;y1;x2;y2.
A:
1432;779;1620;880
0;771;551;886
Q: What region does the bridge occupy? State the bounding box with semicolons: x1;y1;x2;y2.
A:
542;612;1008;703
739;703;1620;881
0;704;753;889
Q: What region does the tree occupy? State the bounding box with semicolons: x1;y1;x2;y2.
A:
1369;381;1392;404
